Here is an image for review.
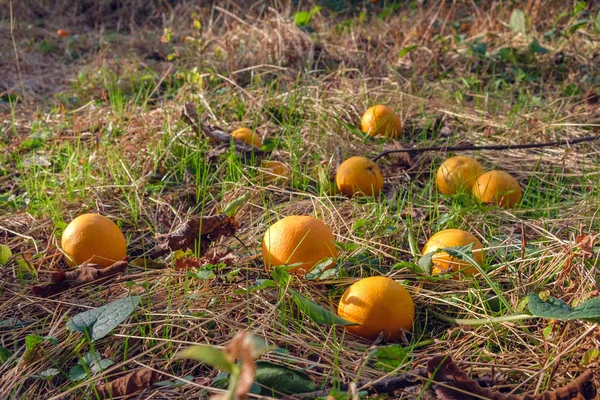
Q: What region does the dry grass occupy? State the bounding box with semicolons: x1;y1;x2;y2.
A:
1;0;600;399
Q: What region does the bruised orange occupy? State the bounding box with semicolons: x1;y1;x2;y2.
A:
61;213;127;268
436;156;484;195
231;128;263;147
422;229;484;277
337;276;414;341
259;160;289;183
360;105;402;138
262;216;338;276
472;170;522;209
336;156;384;197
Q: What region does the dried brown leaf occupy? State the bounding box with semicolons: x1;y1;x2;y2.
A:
576;234;597;258
152;215;238;258
96;368;160;399
384;141;414;168
427;355;596;400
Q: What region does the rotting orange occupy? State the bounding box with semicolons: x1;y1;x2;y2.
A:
336;156;384;197
421;229;484;277
360;105;402;138
435;155;484;195
472;170;522;209
231;128;263;147
61;213;127;268
262;215;338;276
337;276;414;341
259;160;289;183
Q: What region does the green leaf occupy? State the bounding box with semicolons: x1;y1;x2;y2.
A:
31;368;60;381
581;348;599;367
529;39;549;54
154;375;195;388
255;361;316;395
595;11;600;33
68;365;87;382
305;258;336;281
289;289;358;326
270;266;291;286
568;19;588;35
352;219;366;231
236;279;277;294
398;45;417;58
294;11;311;26
179;344;235;373
417;251;435;275
528;293;600;322
222;192;250;217
0;244;12;266
470;42;487;55
509;9;527;36
0;347;13;363
66;296;141;341
369;345;409;372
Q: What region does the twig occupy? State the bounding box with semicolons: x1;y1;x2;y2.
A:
372;134;600;162
287;369;427;399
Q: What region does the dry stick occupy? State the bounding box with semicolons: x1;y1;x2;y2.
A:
371;134;600;162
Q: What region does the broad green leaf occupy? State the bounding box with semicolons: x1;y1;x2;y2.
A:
529;39;549;54
289;289;358;326
211;372;261;394
0;347;12;363
352;219;366;231
255;361;316;395
66;296;141;341
294;11;311;26
31;368;60;381
470;42;487;55
581;348;599;367
398;45;417;58
369;345;409;372
179;344;235;373
0;244;12;266
270;266;291;286
509;9;527;36
417;251;435;275
305;258;335;281
528;293;600;322
68;365;87;382
222;192;250;217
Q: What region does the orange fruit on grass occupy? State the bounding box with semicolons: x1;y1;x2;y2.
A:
231;128;263;147
435;155;484;195
336;156;384;197
422;229;484;277
262;216;338;276
61;213;127;268
472;170;522;209
360;105;402;138
260;160;289;183
337;276;414;341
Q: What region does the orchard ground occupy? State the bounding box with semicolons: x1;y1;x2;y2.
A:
1;1;600;399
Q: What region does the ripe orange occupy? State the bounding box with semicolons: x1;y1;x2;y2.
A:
262;216;338;276
337;276;414;341
260;160;289;183
360;105;402;138
61;213;127;268
231;128;263;147
422;229;484;276
472;170;522;209
435;155;484;195
336;156;384;197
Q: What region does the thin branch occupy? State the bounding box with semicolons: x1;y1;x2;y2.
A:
372;134;600;162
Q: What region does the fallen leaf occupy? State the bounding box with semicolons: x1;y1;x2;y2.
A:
427;355;596;400
96;368;160;399
383;141;414;168
576;233;597;258
152;215;238;258
31;260;128;298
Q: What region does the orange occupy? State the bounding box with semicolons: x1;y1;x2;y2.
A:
435;155;484;195
61;213;127;268
422;229;484;277
262;216;338;276
472;170;522;209
337;276;414;341
336;156;384;197
360;105;402;138
259;160;289;183
231;128;263;147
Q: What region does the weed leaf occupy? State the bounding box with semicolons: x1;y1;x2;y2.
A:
529;39;549;54
289;289;358;326
398;45;417;58
509;9;527;36
305;258;336;280
528;293;600;322
369;345;409;372
179;344;235;373
255;361;316;395
31;368;60;381
0;244;11;266
222;192;250;217
0;347;12;364
66;296;141;341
